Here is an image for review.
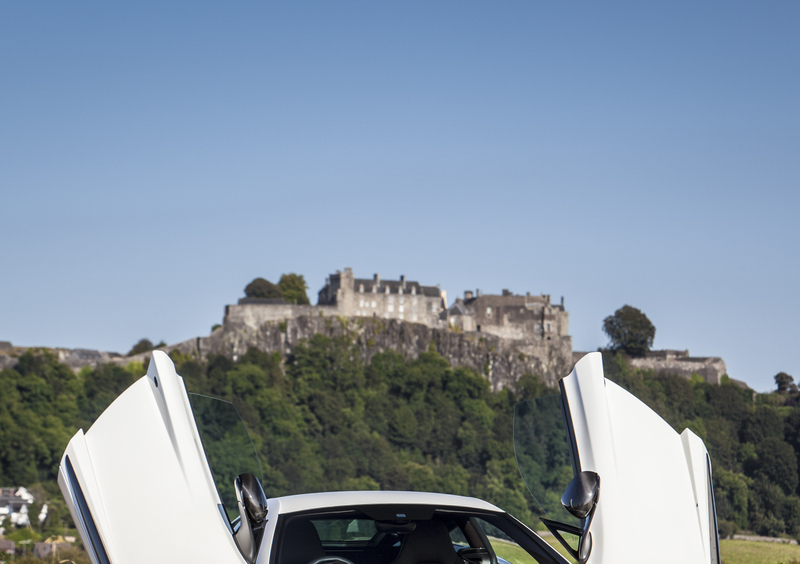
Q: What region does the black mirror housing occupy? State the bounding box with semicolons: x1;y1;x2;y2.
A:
234;473;268;564
560;471;600;564
238;473;268;522
561;471;600;520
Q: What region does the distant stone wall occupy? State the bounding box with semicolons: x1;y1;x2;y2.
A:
625;351;727;385
0;346;123;372
571;350;728;386
224;303;336;327
168;314;574;390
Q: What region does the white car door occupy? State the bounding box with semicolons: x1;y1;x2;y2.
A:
58;351;252;564
515;352;720;564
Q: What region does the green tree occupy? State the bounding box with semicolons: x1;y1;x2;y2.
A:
748;437;799;495
602;305;656;357
244;277;283;299
127;338;154;356
775;372;795;393
278;273;310;305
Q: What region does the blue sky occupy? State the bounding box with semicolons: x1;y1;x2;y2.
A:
1;2;797;392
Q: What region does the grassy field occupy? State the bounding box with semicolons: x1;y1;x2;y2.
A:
494;534;800;564
719;538;800;564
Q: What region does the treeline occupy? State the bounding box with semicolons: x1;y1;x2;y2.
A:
0;337;799;541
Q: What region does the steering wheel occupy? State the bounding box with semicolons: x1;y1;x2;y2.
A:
308;557;356;564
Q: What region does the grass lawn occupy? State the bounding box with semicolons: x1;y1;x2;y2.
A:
498;534;800;564
720;538;800;564
491;535;577;564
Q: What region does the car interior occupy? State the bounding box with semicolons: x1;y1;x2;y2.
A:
275;506;559;564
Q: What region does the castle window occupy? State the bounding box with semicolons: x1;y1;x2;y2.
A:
399;313;404;320
388;295;395;303
411;286;416;295
546;323;551;332
399;305;404;313
399;297;405;304
535;323;542;333
486;307;492;317
385;286;390;294
371;300;377;308
388;304;394;312
399;286;403;295
431;303;437;312
412;314;418;321
359;299;364;307
359;284;364;293
372;285;377;293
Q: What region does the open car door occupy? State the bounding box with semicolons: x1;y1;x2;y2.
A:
515;352;720;564
58;351;266;564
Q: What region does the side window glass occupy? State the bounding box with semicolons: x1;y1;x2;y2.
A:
449;524;469;548
473;518;573;564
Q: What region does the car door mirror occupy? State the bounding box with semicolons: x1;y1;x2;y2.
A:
238;473;268;521
561;471;599;520
234;473;268;563
560;471;599;564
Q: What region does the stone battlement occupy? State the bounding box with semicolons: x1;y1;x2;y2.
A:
627;351;727;385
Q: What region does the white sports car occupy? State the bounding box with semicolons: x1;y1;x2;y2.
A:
58;351;720;564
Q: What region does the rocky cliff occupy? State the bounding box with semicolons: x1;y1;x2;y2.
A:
166;314;574;390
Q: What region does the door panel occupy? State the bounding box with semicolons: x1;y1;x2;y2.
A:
58;351;244;563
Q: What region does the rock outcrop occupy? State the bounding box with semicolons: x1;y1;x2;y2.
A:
166;314;574;390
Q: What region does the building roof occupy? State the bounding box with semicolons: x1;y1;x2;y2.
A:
448;301;473;316
353;278;440;298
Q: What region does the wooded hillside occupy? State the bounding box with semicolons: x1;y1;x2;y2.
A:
0;337;797;542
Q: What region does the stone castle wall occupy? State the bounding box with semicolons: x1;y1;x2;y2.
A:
627;351;727;385
224;303;337;327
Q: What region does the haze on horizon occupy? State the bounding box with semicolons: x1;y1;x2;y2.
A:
1;2;797;393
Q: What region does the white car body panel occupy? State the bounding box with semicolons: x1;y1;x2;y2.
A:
269;490;502;515
58;351;243;563
561;352;717;564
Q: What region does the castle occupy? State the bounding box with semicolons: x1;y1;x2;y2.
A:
228;268;571;350
216;268;575;388
222;268;728;387
0;268;729;389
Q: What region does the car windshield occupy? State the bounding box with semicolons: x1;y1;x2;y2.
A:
513;394;579;529
276;507;564;564
189;393;263;525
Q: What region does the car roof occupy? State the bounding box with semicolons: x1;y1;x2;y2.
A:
269;490;503;515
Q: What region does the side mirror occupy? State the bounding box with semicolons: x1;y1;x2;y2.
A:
234;473;268;564
561;471;599;519
561;471;600;564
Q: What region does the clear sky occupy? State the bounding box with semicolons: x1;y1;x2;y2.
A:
1;2;797;392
